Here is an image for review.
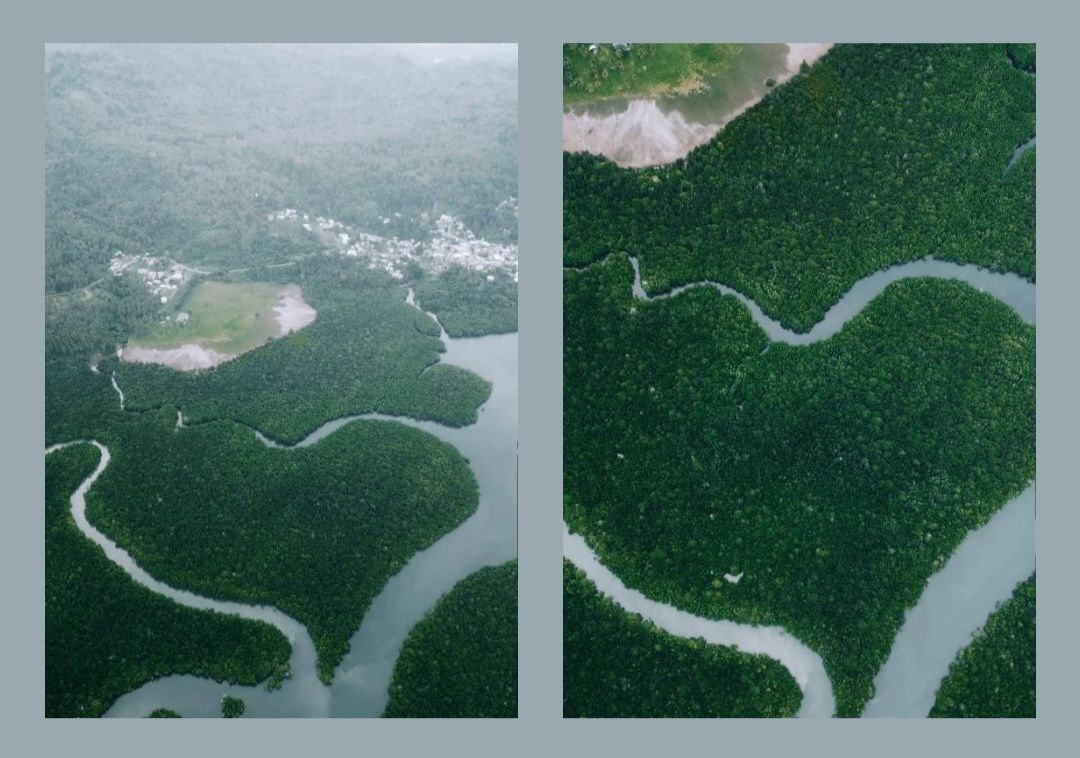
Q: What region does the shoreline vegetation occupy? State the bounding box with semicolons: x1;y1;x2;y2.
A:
147;708;181;717
565;257;1034;715
930;575;1036;717
46;261;494;688
384;561;518;718
85;411;480;685
564;561;803;718
412;267;518;338
562;43;832;169
105;260;494;444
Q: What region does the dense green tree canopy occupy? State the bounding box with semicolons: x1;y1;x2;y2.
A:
563;42;1035;717
385;561;517;718
106;261;492;443
413;266;518;338
83;410;478;684
46;265;492;684
221;695;246;718
564;255;1034;715
1005;44;1035;74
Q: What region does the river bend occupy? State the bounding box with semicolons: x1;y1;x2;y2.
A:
565;255;1035;717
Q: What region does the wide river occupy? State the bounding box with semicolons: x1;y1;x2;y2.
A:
565;254;1035;717
66;290;519;717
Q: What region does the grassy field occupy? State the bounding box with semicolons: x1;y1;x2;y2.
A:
130;281;286;355
563;44;746;103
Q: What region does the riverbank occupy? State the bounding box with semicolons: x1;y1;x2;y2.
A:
563;43;832;168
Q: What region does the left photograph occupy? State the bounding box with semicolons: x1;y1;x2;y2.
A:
44;43;518;718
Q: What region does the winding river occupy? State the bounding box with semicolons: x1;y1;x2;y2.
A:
49;288;517;717
565;254;1035;717
564;524;835;718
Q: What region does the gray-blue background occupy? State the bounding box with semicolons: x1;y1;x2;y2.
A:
4;0;1074;754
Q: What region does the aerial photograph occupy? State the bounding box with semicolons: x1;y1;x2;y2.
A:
563;43;1035;718
44;43;518;718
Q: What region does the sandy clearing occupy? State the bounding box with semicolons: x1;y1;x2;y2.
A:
563;99;726;169
120;343;236;371
785;43;832;74
275;284;318;335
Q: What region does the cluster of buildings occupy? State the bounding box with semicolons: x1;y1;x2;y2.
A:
108;251;188;304
425;213;517;281
266;206;519;283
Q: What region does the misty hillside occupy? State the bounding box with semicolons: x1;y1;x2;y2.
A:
45;44;517;292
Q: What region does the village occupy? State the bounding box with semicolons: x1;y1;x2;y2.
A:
108;204;518;311
108;251;193;304
267;205;519;283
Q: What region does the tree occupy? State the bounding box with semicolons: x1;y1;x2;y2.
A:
221;695;245;718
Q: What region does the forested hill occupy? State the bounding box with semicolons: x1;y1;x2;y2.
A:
564;43;1035;332
45;44;517;293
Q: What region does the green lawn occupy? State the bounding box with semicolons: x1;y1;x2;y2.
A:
564;44;746;103
129;281;289;355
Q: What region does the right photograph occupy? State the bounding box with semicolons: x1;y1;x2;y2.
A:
563;43;1035;718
